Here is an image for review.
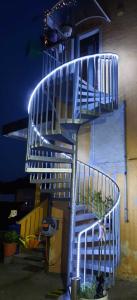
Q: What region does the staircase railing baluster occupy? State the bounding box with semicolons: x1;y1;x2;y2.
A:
65;64;69;123
93;56;96;113
87;58;89;112
92;227;94;279
58;68;63;131
83;231;87;286
51;73;56;133
112;208;115;285
45;79;49;134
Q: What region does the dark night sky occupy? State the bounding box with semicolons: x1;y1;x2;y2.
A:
0;0;56;182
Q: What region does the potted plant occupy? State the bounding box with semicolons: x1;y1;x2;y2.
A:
79;282;96;299
79;279;108;300
3;230;19;258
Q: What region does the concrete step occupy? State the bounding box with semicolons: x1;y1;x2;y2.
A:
13;250;45;267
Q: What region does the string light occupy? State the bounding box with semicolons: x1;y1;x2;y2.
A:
43;0;78;45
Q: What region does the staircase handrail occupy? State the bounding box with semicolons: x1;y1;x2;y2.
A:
76;160;120;285
27;53;118;151
28;52;118;113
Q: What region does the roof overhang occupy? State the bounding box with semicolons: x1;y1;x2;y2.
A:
2;117;28;141
46;0;111;32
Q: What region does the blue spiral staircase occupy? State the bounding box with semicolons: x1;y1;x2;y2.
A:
25;50;120;289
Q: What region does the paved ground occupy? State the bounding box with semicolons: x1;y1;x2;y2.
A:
0;263;64;300
109;279;137;300
0;259;137;300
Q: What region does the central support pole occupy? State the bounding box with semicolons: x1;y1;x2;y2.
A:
71;277;80;300
67;133;78;287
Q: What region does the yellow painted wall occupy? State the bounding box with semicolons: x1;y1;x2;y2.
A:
18;199;48;239
78;124;91;163
48;201;70;274
117;162;137;279
35;184;41;207
76;0;137;279
100;0;137;279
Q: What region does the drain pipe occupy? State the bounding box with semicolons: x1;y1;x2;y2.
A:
123;101;128;222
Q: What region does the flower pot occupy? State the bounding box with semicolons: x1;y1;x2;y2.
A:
3;243;17;257
80;295;108;300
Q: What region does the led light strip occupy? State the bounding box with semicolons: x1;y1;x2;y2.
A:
28;53;118;148
76;193;120;278
28;53;118;113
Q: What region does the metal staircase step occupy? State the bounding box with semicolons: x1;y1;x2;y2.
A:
30;178;71;184
46;196;71;201
43;131;75;145
26;167;72;174
75;205;87;211
79;83;94;92
73;259;113;273
39;188;70;194
100;103;113;112
78;92;111;101
75;222;95;233
73;246;116;256
27;155;72;164
75;212;96;222
60;118;90;129
77;99;99;104
78;91;98;97
32;143;73;154
75;222;110;233
78;78;95;91
80;111;100;120
74;233;113;243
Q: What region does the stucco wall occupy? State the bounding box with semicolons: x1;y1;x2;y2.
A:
90;103;125;177
101;0;137;279
77;0;137;279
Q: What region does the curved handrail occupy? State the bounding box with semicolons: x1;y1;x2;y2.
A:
27;53;118;152
28;53;118;112
78;159;120;192
76;160;120;285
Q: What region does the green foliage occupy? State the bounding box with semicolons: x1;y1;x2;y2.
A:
4;231;19;243
93;191;113;220
79;282;96;299
77;191;113;219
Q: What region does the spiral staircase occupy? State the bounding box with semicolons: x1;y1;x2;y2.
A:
25;50;120;289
